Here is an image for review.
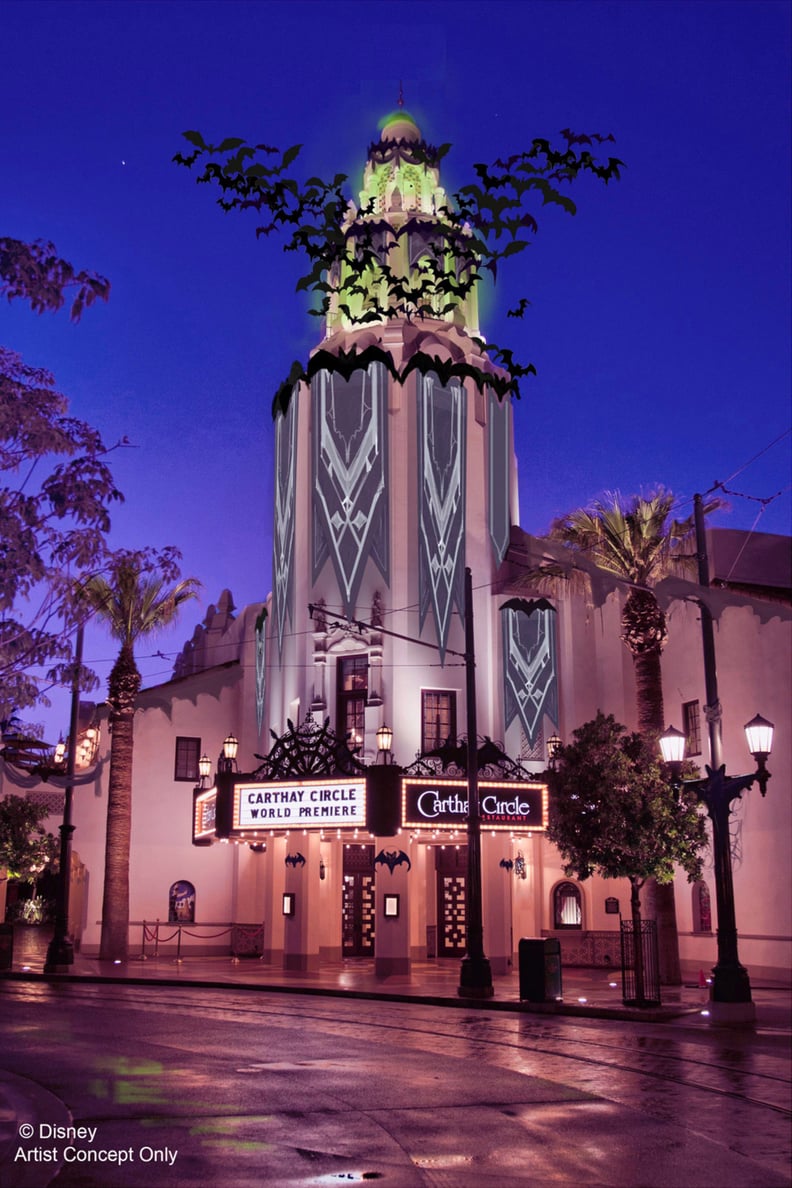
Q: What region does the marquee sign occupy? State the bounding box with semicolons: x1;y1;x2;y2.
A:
402;777;547;832
193;787;217;843
232;779;367;831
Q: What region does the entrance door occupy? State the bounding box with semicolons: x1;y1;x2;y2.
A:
436;846;468;957
342;844;375;956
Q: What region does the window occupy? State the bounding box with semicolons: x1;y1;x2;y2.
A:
337;656;368;747
683;700;701;756
553;882;582;929
174;737;201;782
692;881;713;933
421;690;457;753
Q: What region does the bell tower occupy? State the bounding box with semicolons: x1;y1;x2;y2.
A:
267;111;520;762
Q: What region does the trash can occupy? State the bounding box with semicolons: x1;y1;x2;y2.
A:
519;937;562;1002
0;924;13;972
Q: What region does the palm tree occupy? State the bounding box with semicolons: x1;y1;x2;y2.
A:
82;550;199;961
548;490;716;732
542;490;718;983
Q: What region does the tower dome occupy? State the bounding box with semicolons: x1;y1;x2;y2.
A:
378;110;422;144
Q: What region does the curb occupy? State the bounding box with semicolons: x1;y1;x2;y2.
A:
0;968;706;1023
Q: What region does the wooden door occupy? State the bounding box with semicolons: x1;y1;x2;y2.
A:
436;846;468;957
342;844;375;956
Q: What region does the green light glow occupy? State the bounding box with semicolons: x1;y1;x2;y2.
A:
377;110;419;136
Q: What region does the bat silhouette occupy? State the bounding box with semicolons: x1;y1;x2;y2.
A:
374;850;412;875
507;298;530;319
285;852;306;868
499;858;514;871
500;597;556;616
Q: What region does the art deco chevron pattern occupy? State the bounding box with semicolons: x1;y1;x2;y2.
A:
255;614;267;737
488;390;512;565
418;373;466;662
272;394;297;660
502;606;558;745
312;364;389;617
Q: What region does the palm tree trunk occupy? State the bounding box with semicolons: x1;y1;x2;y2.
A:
623;593;682;986
631;649;665;735
99;643;140;961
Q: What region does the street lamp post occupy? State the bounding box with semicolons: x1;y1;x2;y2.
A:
458;567;493;999
44;623;84;973
659;714;774;1024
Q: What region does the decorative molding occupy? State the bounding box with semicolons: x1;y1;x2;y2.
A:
255;608;267;738
312;364;389;618
502;607;558;747
488;390;512;565
272;394;298;661
417;372;466;662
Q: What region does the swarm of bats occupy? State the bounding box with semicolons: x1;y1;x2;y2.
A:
175;128;622;417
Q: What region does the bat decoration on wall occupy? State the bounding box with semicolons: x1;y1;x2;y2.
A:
499;858;514;871
374;850;412;875
285;852;306;868
500;597;556;616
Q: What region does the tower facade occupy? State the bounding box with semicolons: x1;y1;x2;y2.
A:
267;112;525;766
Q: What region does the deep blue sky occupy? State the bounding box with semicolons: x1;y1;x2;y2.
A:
3;0;790;733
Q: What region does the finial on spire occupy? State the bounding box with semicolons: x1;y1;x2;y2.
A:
397;80;404;109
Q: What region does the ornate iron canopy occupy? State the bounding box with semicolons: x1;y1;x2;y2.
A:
252;713;367;781
402;735;536;782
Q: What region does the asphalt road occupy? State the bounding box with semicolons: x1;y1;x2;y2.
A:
1;979;790;1188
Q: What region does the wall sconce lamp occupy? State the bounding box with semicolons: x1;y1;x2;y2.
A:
198;752;212;788
218;732;238;774
376;723;394;765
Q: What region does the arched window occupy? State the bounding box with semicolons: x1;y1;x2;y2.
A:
168;880;196;924
692;881;712;933
553;882;582;929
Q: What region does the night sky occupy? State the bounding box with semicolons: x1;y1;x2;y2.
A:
3;0;790;737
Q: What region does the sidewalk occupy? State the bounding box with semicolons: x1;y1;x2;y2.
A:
3;925;791;1030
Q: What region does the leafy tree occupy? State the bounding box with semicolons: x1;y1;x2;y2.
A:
174;122;622;414
0;238;110;322
1;238;119;719
547;713;705;1004
0;793;57;884
0;348;123;715
81;549;200;961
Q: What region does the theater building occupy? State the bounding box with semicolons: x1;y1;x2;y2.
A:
5;112;789;985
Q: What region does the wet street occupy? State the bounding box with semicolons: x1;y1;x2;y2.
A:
1;979;790;1187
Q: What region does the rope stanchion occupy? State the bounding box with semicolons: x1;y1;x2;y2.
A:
128;921;266;963
181;928;236;940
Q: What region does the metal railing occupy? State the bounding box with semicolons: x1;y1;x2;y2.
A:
620;919;661;1006
135;920;265;963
